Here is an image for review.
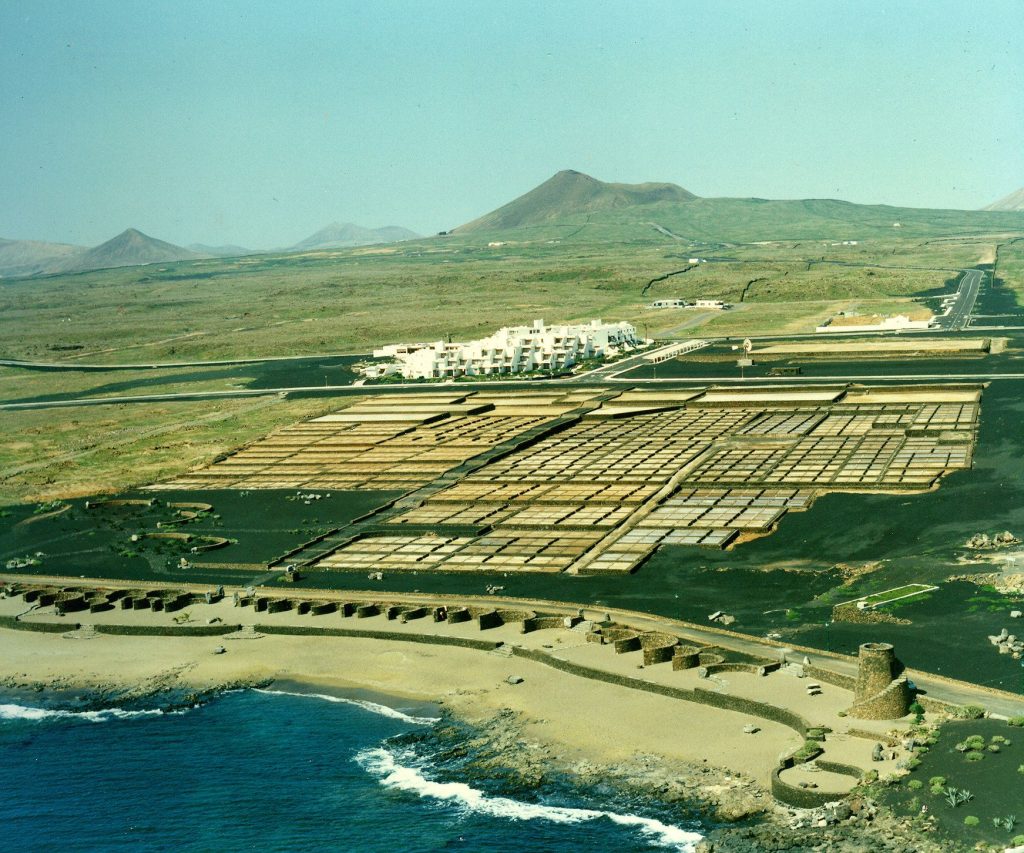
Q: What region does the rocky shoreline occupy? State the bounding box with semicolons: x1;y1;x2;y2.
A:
0;672;963;852
398;706;956;853
0;670;271;715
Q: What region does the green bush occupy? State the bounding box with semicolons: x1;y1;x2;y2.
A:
930;785;945;796
1008;716;1024;727
987;743;1001;753
907;779;923;790
953;705;986;720
928;776;947;788
793;739;823;762
966;751;985;762
963;815;979;827
1012;835;1024;846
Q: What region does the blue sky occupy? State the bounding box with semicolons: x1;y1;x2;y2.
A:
1;0;1021;247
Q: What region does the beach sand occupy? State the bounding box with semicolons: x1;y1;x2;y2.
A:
0;624;801;785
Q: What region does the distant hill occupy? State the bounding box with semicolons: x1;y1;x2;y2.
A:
0;238;86;278
290;222;420;251
982;188;1024;212
451;171;1024;243
52;228;202;273
455;170;697;233
187;243;256;257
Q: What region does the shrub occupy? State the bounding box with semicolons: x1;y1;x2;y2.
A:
953;705;986;720
928;776;947;788
987;743;1001;753
907;779;923;790
1008;716;1024;727
963;815;979;827
1012;835;1024;846
965;735;986;750
930;785;945;796
966;751;985;762
793;739;823;762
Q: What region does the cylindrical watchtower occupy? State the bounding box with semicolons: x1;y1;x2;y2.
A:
849;641;911;720
853;642;896;702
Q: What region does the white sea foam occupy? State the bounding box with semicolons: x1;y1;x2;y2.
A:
0;703;169;723
356;746;703;851
254;688;439;726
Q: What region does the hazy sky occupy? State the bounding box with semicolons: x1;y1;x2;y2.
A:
2;0;1022;248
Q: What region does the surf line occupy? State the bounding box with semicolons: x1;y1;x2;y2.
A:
356;745;704;852
254;688;440;726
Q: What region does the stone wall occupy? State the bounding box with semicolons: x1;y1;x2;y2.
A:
0;615;78;633
93;623;241;637
770;758;862;809
253;623;502;651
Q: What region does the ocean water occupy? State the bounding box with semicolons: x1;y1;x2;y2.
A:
0;687;705;852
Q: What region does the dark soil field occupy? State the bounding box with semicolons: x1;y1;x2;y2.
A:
0;488;399;587
885;718;1024;848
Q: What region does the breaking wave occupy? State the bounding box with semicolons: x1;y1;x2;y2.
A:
355;746;703;851
254;688;439;726
0;703;172;724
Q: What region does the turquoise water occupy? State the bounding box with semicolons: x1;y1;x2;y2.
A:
0;687;705;852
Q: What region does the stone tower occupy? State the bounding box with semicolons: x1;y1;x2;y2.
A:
848;642;912;720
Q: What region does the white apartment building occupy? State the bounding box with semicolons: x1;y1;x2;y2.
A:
367;319;643;379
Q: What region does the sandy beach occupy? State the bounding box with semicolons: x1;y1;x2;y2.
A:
0;623;800;780
0;583;967;851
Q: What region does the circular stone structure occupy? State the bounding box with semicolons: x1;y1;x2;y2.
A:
849;642;911;720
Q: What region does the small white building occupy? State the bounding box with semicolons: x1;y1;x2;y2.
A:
648;298;688;309
693;299;728;310
367;319;644;380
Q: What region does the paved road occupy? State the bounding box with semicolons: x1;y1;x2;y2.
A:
935;268;983;331
0;352;367;371
6;368;1024;411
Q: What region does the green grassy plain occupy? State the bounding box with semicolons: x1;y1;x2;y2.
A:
0;395;355;506
2;230;1016;366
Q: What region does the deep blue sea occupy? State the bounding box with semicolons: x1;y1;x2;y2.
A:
0;686;705;852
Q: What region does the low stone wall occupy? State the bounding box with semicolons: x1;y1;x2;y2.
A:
770;759;860;809
477;610;502;630
311;602;337;615
601;627;642;653
93;623;241;637
253;623;502;651
267;599;292;614
700;661;781;677
510;647;811;737
805;664;857;691
640;631;679;665
447;607;471;624
0;615;79;633
521;616;564;633
673;645;702;670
